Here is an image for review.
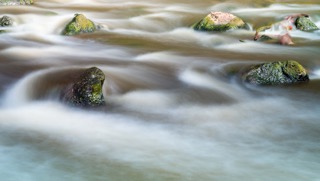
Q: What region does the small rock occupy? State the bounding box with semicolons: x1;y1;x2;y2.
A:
0;16;13;34
62;67;105;107
279;33;294;45
242;60;309;85
61;14;96;36
295;16;319;32
255;34;273;42
0;16;13;27
192;12;248;32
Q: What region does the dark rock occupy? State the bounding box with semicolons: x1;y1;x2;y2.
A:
242;60;309;85
0;15;13;34
62;67;105;107
255;34;273;42
20;0;34;5
0;16;13;27
192;12;248;32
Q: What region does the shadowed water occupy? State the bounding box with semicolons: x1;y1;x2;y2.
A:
1;0;320;181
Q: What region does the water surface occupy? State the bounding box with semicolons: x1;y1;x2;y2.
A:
1;0;320;181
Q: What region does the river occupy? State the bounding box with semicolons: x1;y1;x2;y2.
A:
0;0;320;181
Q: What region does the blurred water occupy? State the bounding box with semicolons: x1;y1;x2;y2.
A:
1;0;320;181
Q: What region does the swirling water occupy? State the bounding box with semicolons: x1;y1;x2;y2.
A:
1;0;320;181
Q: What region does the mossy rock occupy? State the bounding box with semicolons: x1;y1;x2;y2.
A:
192;12;248;32
242;60;309;85
0;16;13;34
62;67;105;107
0;16;13;27
295;16;319;32
19;0;33;5
0;0;33;5
62;14;96;36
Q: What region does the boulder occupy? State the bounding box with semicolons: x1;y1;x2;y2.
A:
192;12;248;32
61;14;96;36
295;16;319;32
242;60;309;85
62;67;105;107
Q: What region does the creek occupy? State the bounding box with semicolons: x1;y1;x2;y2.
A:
0;0;320;180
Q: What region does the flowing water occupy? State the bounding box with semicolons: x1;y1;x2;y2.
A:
1;0;320;180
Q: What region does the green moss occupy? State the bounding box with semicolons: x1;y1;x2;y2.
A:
282;60;308;80
192;12;247;32
0;16;13;27
62;14;96;36
243;60;309;85
295;16;319;31
63;67;105;107
20;0;33;5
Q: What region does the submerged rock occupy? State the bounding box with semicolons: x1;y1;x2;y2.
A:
62;14;96;36
62;67;105;107
254;32;294;45
295;16;319;32
192;12;248;32
242;60;309;85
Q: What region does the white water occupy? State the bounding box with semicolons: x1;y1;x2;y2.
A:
1;0;320;181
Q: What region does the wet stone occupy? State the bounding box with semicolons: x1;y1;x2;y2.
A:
62;14;96;36
61;67;105;107
192;12;248;32
0;16;13;27
242;60;309;85
295;16;319;31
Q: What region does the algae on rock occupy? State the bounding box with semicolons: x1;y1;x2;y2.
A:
243;60;309;85
192;12;248;32
62;67;105;107
0;16;13;27
295;16;319;31
62;14;96;36
19;0;33;5
0;15;13;34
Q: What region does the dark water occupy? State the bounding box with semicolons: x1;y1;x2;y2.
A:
1;1;320;181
